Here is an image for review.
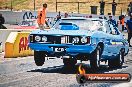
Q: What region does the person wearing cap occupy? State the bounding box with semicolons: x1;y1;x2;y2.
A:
126;13;132;47
109;15;117;26
37;3;49;29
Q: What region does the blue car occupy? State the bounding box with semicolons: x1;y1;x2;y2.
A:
28;17;129;69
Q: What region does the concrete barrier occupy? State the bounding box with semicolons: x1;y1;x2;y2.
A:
0;11;58;24
0;29;32;52
5;32;33;58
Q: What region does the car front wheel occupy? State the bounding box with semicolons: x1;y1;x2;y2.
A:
90;46;102;69
34;51;46;66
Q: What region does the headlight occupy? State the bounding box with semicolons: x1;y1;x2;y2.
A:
35;36;41;42
81;37;87;43
72;37;79;43
42;36;47;42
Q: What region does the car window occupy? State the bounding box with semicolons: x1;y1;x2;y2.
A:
53;19;104;31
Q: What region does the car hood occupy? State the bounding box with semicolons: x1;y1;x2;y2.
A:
30;29;93;36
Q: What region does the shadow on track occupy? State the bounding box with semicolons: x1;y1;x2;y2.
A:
27;63;128;74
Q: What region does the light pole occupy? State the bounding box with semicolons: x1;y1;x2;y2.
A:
56;0;57;12
11;0;13;11
34;0;35;11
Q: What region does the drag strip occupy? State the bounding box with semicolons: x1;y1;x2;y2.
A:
0;43;132;87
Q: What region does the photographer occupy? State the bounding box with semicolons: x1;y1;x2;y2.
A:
109;15;117;26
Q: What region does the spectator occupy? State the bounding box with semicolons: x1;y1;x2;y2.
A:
109;15;117;26
89;15;92;18
99;0;105;15
64;13;68;18
112;0;117;16
37;3;49;30
126;13;132;47
128;2;132;16
120;15;125;31
56;11;61;21
0;13;6;29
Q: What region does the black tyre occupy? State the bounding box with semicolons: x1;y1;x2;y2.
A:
34;51;46;66
90;46;102;69
108;49;124;68
63;58;77;67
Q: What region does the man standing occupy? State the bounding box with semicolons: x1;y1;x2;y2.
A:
56;11;61;21
99;0;105;15
37;3;48;29
109;15;116;26
120;15;125;32
112;0;117;16
126;13;132;47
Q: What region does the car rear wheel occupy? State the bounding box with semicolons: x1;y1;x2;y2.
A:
90;46;102;69
108;49;124;68
34;51;46;66
63;58;77;67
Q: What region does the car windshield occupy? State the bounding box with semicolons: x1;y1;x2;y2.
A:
53;19;103;31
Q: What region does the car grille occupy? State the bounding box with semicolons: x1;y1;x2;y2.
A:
30;34;85;45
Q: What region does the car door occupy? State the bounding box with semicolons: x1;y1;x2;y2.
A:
106;22;123;55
